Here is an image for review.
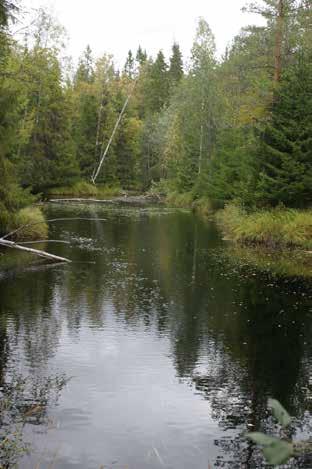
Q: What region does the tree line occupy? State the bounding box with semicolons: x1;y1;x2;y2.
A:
0;0;311;234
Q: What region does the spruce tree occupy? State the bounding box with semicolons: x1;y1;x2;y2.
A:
147;50;169;114
75;45;94;85
19;48;79;191
136;45;147;67
123;50;135;78
256;53;312;207
168;42;183;87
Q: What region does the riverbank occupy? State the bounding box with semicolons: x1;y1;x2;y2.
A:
216;204;312;250
47;181;122;198
1;207;48;242
162;191;312;251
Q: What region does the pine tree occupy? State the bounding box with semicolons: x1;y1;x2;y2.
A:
168;42;183;88
256;53;312;207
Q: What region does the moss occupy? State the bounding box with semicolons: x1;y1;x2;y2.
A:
217;204;312;250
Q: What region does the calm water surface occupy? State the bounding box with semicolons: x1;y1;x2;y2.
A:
0;204;311;468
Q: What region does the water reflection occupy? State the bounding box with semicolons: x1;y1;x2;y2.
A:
0;204;311;468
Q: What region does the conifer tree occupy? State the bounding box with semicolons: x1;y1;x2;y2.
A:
18;46;79;191
136;45;147;67
168;42;183;88
146;50;169;114
75;45;94;85
124;50;135;78
256;53;312;207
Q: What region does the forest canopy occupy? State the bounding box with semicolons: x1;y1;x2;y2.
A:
0;0;311;234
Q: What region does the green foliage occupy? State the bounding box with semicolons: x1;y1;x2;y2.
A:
0;2;311;242
268;398;291;427
168;42;183;88
144;50;170;114
246;398;294;465
247;432;293;466
246;398;312;466
123;50;135;78
256;55;312;207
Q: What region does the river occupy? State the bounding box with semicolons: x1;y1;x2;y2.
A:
0;203;311;468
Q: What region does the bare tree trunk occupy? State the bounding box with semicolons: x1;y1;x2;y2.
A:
94;87;106;164
274;0;285;83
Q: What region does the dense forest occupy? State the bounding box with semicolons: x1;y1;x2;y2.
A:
0;0;311;237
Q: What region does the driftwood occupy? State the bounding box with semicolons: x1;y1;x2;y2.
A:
0;239;71;263
19;240;70;245
49;195;163;206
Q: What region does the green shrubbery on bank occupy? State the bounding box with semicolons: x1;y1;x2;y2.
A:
160;184;312;250
216;204;312;250
47;181;122;198
9;207;48;241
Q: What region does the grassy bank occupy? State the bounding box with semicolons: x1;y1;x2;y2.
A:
216;204;312;250
47;181;122;198
164;191;215;217
163;188;312;250
6;207;48;241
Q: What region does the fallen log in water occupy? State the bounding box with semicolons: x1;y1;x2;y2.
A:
49;195;163;206
0;239;71;263
0;216;109;266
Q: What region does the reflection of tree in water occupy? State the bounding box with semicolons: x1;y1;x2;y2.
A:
175;268;312;467
0;205;311;467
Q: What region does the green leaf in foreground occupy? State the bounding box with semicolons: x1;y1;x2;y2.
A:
263;440;293;465
247;433;293;466
268;398;291;427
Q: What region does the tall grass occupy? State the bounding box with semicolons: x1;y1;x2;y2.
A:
217;204;312;249
165;191;194;208
11;207;48;241
47;181;122;198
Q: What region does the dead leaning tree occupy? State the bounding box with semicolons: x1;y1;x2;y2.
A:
0;217;107;264
91;80;137;185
